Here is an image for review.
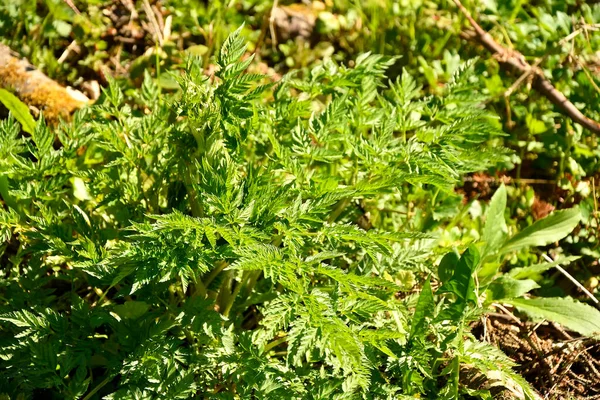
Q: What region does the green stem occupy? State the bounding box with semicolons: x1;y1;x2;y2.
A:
203;260;228;288
430;188;440;208
0;175;20;214
184;169;203;218
95;285;114;306
191;278;207;298
82;375;112;400
328;198;350;223
263;335;287;354
516;131;529;182
221;271;247;318
239;270;262;304
155;43;161;96
216;270;233;311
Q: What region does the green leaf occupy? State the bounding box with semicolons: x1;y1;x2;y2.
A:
526;114;547;135
52;20;72;37
481;183;507;257
0;88;35;134
410;277;434;340
113;301;149;319
507;256;580;280
439;246;480;304
218;25;247;70
103;75;124;107
438;251;459;284
0;309;52;330
0;175;18;211
500;208;580;254
487;276;539;301
506;297;600;337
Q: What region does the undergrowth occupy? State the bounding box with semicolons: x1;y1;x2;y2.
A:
0;28;598;399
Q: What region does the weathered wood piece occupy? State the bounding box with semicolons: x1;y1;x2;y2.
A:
0;44;89;123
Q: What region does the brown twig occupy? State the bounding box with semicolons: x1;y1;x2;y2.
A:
542;253;600;307
452;0;600;134
269;0;279;50
62;0;81;15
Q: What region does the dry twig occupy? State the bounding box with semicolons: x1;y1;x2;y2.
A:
453;0;600;134
62;0;81;15
542;253;599;307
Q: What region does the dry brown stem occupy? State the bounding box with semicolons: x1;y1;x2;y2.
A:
453;0;600;134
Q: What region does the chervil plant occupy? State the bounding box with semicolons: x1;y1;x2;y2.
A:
0;28;598;399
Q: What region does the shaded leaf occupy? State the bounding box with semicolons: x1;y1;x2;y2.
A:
487;277;539;301
438;251;459;284
113;301;149;320
439;246;480;304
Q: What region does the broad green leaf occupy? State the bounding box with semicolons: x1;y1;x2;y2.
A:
506;297;600;337
481;184;507;257
52;20;72;37
438;251;459;284
0;88;35;134
507;256;580;280
500;208;580;254
72;177;92;201
477;260;503;286
409;277;434;340
487;276;539;301
439;246;479;304
113;301;149;319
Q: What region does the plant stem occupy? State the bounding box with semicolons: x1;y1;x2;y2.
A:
221;270;248;317
216;270;233;314
184;169;204;218
203;260;228;288
239;270;262;304
328;198;350;223
82;375;112;400
191;278;207;298
263;335;287;354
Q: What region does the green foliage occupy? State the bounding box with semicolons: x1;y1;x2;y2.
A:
500;208;581;254
0;89;35;134
505;297;600;338
0;25;594;400
481;183;508;258
474;184;597;336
